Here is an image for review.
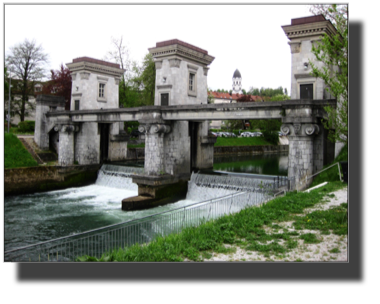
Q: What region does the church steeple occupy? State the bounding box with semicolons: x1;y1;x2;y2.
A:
232;69;242;94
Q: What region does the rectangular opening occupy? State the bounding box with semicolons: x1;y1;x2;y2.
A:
75;100;80;110
161;93;169;106
300;84;313;99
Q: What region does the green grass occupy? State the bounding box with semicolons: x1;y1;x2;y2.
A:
7;127;34;135
4;133;38;169
127;143;145;148
77;181;346;262
214;137;272;147
293;203;348;235
311;144;348;186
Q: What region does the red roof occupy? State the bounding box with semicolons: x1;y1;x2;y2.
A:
291;14;326;26
208;91;265;102
72;57;120;69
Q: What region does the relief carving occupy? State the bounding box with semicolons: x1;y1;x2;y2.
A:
280;124;291;136
169;59;181;68
294;123;301;135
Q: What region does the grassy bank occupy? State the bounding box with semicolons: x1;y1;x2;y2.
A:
77;181;346;262
311;144;348;187
4;133;38;169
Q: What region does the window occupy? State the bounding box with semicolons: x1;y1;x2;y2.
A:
189;73;195;91
99;83;105;98
161;93;169;106
97;76;108;103
75;100;80;110
187;64;198;97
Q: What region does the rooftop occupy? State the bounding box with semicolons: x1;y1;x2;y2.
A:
154;39;208;55
72;57;121;69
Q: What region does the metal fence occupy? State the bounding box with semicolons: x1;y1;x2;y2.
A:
4;190;272;262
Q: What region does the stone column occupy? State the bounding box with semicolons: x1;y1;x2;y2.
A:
281;123;320;190
55;124;79;166
139;124;171;175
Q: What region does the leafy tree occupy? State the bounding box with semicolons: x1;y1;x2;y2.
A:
207;88;215;104
270;94;290;102
309;4;348;145
6;39;49;122
131;53;156;106
242;89;247;95
42;64;72;110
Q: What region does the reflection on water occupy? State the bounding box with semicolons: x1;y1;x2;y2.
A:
213;153;288;176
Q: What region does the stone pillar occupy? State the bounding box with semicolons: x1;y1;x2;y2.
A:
281;123;320;190
139;124;171;175
55;124;79;166
195;120;215;170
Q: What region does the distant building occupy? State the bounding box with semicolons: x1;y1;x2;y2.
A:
232;69;242;94
207;91;264;129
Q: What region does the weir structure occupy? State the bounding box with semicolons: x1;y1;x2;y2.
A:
34;15;340;206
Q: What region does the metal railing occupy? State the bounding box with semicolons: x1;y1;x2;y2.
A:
5;190;272;262
306;162;343;183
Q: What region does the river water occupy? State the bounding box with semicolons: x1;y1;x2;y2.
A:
4;153;288;252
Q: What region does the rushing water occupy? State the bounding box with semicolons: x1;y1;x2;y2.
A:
4;153;288;252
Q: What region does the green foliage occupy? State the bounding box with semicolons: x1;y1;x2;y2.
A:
309;4;348;145
248;86;285;97
4;133;38;168
270;94;290;102
18;120;35;133
262;130;278;146
207;87;215;104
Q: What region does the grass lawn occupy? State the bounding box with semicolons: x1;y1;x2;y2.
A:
214;136;273;146
4;133;38;169
7;127;34;136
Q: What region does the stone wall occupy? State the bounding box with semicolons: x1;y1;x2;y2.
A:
164;121;191;176
4;164;100;196
154;59;208;106
34;95;65;150
75;123;100;165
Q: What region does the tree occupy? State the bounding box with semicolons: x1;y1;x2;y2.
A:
131;53;156;106
42;64;72;110
6;39;49;122
270;94;290;102
309;4;348;145
207;88;215;104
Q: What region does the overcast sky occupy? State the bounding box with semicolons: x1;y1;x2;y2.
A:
4;3;313;93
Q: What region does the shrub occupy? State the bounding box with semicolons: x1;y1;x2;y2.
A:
18;120;35;133
262;130;278;145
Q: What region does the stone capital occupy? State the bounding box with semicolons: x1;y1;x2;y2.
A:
281;123;320;137
138;123;171;134
54;124;79;133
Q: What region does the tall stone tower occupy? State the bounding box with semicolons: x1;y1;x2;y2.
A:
232;69;242;94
